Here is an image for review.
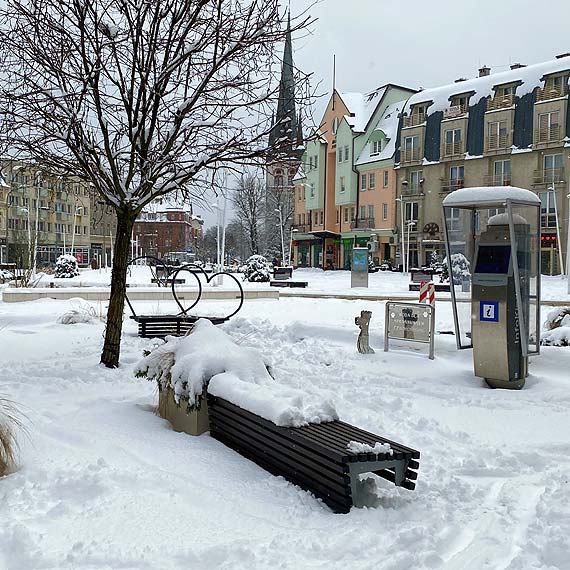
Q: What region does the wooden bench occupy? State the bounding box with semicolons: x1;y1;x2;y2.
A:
130;315;228;339
273;267;293;280
269;280;308;288
150;278;186;285
208;396;420;514
408;282;450;292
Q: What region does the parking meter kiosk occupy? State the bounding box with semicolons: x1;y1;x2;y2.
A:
442;187;541;389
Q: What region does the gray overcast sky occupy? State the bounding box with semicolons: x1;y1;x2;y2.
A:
198;0;570;227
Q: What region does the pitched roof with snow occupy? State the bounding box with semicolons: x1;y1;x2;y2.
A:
355;101;405;165
338;86;387;133
404;57;570;116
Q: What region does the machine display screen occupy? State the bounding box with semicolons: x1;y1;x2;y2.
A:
475;245;511;274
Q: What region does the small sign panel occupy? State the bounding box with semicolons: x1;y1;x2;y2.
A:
384;302;435;359
480;301;499;322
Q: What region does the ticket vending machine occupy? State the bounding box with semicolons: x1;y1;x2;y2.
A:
442;187;541;390
471;216;530;388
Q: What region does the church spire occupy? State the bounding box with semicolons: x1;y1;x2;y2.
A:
269;12;301;160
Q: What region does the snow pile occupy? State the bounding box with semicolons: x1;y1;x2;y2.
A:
55;254;80;278
347;440;392;456
242;255;271;282
541;306;570;346
135;319;338;426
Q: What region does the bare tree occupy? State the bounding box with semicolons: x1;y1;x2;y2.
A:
0;0;312;367
231;173;265;257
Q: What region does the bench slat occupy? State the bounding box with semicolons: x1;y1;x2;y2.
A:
209;408;350;488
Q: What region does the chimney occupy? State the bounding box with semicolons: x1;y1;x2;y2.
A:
478;65;491;77
510;63;526;70
556;52;570;59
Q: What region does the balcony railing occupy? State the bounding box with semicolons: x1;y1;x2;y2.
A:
350;218;375;230
293;224;311;233
534;125;561;144
443;141;463;157
485;134;509;151
441;179;465;192
536;84;568;102
403;113;426;128
443;105;468;119
483;175;512;187
486;94;515;111
533;168;565;185
400;148;421;162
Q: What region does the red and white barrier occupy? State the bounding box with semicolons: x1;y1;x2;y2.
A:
419;281;435;305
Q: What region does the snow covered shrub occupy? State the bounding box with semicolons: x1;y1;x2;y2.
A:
441;253;470;285
55;254;80;278
242;255;271;282
0;397;21;476
57;300;97;324
541;306;570;346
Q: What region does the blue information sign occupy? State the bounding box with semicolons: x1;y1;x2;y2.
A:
480;301;499;322
352;248;368;272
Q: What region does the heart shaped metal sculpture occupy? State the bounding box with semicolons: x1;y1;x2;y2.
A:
169;264;244;319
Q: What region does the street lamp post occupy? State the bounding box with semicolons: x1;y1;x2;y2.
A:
71;206;83;258
548;184;565;275
20;206;34;278
289;228;298;267
406;220;417;274
274;208;286;265
395;197;406;273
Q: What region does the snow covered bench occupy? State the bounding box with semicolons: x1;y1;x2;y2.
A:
208;396;420;514
130;314;228;339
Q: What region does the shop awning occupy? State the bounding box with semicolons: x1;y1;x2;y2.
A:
311;230;341;239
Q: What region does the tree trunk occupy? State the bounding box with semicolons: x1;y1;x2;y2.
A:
100;207;136;368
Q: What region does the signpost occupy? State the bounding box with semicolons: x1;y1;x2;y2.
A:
351;247;369;288
384;301;435;360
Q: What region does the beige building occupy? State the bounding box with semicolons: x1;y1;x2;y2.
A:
396;56;570;274
0;161;91;267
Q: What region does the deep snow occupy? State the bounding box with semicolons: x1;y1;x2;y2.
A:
1;271;570;569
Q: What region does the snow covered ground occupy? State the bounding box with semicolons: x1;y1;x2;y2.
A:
1;273;570;569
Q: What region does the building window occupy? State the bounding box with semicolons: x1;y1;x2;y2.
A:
382;203;388;220
310;183;315;197
338;148;342;163
298;188;302;201
320;210;324;225
336;209;339;223
444;129;462;155
537;111;560;143
487;120;507;149
449;207;462;231
403;135;420;161
409;170;423;189
314;155;318;169
544;154;563;182
8;195;17;206
350;207;355;221
369;173;375;190
344;145;349;162
493;160;511;185
360;205;366;219
314;211;319;225
332;116;339;134
370;140;382;156
367;205;374;221
308;157;313;170
339;176;346;192
344;208;348;223
383;170;389;187
298;213;302;225
405;201;418;222
450;165;464;185
539;191;557;228
361;174;367;191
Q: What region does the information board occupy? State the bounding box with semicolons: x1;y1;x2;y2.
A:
384;301;435;359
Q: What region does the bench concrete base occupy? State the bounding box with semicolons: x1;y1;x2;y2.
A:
157;386;209;436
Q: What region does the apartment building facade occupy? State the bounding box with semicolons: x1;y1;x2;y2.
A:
396;56;570;274
293;84;415;269
0;161;92;266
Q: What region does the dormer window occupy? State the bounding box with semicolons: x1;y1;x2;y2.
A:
370;140;383;156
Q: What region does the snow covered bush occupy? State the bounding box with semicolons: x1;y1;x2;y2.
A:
541;306;570;346
441;253;470;285
135;319;337;426
242;255;271;282
57;300;97;325
54;254;80;278
0;397;21;476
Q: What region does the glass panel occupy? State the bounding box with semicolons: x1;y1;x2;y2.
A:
443;206;476;348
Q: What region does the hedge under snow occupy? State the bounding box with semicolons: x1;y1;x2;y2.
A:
135;319;338;427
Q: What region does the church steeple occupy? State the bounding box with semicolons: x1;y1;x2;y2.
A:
269;13;303;160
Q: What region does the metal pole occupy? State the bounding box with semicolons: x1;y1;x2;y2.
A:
399;198;405;273
551;185;564;274
33;186;39;278
567;188;570;293
406;222;411;274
